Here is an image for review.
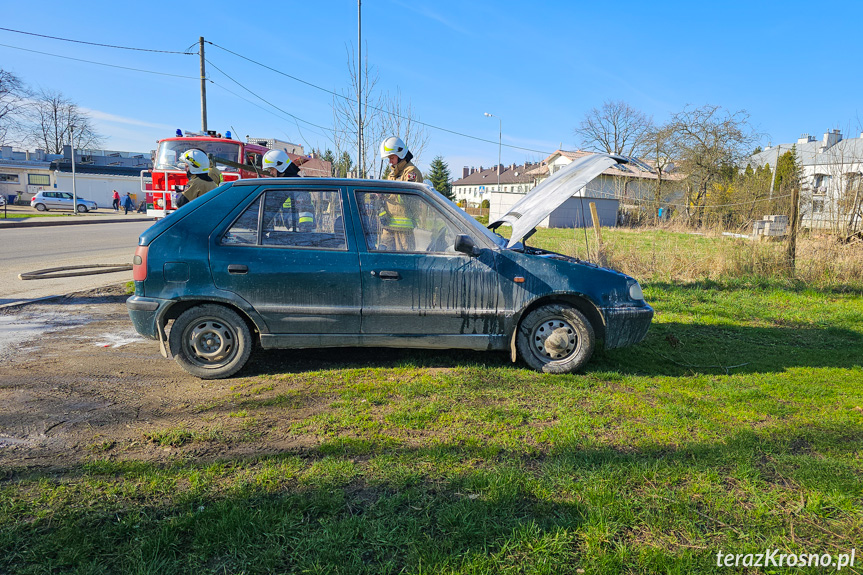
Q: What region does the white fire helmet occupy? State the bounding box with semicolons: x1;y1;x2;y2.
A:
380;136;407;160
179;149;210;174
262;149;292;173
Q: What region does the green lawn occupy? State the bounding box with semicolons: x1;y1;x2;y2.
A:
1;229;861;574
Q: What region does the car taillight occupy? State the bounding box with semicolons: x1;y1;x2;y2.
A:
133;245;149;281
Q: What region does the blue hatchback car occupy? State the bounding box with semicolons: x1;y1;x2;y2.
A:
127;154;653;379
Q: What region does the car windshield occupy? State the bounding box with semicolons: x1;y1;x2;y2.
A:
154;140;242;171
437;195;509;249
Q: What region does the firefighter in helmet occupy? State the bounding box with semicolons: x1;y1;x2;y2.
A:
262;149;314;231
377;136;422;251
380;136;423;183
178;149;219;206
262;149;306;178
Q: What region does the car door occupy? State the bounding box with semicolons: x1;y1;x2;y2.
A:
56;192;73;210
351;187;501;336
210;185;362;335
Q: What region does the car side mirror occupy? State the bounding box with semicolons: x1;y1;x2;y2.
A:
454;234;481;257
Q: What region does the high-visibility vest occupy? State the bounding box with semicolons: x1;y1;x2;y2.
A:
283;197;314;227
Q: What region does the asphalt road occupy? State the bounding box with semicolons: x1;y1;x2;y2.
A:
0;220;153;306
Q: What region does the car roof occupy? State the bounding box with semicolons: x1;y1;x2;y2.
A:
231;177;431;191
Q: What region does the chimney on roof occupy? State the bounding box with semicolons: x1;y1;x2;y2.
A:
822;129;842;151
479;165;483;172
496;164;504;175
798;134;815;144
463;166;470;179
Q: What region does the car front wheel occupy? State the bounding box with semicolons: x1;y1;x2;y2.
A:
169;304;253;379
76;204;88;213
34;203;47;211
516;303;595;374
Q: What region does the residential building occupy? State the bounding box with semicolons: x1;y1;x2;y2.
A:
1;145;152;207
748;130;863;232
482;150;683;228
246;137;304;156
452;163;538;207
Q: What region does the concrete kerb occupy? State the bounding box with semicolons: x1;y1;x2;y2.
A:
0;211;153;228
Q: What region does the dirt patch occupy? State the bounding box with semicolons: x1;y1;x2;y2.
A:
0;285;327;470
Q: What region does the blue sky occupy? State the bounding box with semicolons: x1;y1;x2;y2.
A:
3;0;862;174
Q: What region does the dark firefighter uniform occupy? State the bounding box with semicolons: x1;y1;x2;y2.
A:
182;172;219;203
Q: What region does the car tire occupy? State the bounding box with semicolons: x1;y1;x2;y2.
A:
169;304;253;379
76;204;88;213
516;303;595;374
34;203;47;211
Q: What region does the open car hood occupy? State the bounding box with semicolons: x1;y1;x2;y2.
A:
489;153;630;248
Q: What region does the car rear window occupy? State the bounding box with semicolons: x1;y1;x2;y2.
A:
221;188;347;250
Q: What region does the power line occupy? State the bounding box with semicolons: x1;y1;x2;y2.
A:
205;59;335;135
208;79;334;143
206;41;554;156
0;43;199;79
0;27;194;55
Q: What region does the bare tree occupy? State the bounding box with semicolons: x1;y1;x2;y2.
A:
333;45;383;178
381;89;429;167
24;89;102;154
0;69;30;146
642;123;676;223
669;104;758;226
575;100;651;157
332;44;430;178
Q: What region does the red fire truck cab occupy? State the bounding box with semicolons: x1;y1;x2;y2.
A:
142;132;271;218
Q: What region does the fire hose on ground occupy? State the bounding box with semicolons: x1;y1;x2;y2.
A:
18;264;132;280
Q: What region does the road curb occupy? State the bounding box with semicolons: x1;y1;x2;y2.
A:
0;215;153;228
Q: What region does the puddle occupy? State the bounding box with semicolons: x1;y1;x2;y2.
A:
0;311;93;360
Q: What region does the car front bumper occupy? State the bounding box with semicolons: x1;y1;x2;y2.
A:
601;303;654;349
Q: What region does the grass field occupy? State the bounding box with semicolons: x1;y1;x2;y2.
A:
2;228;861;574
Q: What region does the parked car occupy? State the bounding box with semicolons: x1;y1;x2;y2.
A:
30;191;99;213
127;154;653;379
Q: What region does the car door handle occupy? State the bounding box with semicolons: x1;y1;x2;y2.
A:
377;270;401;280
227;264;248;274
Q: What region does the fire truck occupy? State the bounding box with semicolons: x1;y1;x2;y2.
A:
141;131;271;218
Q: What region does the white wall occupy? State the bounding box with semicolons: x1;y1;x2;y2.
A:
54;173;143;208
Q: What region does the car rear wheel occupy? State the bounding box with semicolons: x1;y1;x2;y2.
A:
76;204;88;213
169;304;253;379
34;203;47;211
516;303;595;374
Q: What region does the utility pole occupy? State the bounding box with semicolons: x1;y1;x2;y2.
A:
357;1;363;178
199;37;208;133
70;124;78;216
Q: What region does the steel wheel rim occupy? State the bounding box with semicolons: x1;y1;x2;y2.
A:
530;318;578;362
183;319;238;367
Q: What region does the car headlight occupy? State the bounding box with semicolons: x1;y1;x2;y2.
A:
628;281;644;301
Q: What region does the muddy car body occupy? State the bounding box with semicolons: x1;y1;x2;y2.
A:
127;154;653;378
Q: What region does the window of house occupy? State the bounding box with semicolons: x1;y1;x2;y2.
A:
222;189;346;250
28;174;50;186
0;174;19;183
813;197;825;213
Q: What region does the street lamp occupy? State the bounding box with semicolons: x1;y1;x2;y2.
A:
484;112;501;210
70;124;78;215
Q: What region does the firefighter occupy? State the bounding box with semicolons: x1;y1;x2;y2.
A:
262;149;314;231
262;149;306;178
377;136;421;250
177;149;218;206
380;136;423;183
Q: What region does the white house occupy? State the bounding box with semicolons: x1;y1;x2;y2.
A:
748;130;863;232
451;163;538;207
485;150;682;228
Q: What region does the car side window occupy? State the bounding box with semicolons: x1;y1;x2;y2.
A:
355;191;460;253
222;189;346;250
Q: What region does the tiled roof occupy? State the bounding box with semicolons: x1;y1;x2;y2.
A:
452;164;539;186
